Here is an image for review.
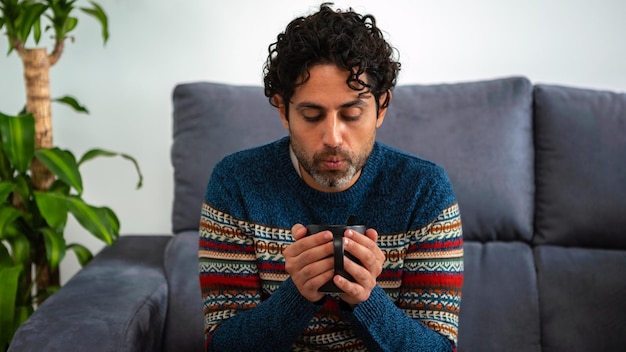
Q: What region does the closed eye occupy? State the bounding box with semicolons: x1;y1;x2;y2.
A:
302;114;323;122
342;114;361;122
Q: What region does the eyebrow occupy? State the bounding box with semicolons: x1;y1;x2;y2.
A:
294;99;368;111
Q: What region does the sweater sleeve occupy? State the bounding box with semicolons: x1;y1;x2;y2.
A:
199;202;323;352
345;203;463;352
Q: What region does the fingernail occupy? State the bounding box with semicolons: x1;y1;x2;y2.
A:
345;230;354;238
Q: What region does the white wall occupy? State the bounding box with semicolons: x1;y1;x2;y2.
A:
1;0;625;284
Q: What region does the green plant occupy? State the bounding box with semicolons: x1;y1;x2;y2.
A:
0;1;142;349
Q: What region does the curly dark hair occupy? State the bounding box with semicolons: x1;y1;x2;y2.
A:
263;3;400;114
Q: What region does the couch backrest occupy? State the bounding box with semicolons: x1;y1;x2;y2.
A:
533;84;626;248
381;77;535;242
171;82;286;233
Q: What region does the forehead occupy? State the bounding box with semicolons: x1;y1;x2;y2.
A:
291;64;371;106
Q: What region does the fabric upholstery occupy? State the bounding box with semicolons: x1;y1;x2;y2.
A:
535;246;626;351
457;242;541;352
533;84;626;248
163;231;204;352
381;77;534;242
9;236;171;352
532;84;626;351
171;83;286;234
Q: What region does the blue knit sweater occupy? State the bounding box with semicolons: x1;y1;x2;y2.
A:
200;137;463;351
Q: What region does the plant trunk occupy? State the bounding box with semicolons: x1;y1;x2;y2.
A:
22;48;54;189
21;48;60;296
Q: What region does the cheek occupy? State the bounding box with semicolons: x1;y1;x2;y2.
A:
348;120;378;140
289;126;316;149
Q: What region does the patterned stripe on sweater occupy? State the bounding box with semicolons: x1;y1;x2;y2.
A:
199;201;463;346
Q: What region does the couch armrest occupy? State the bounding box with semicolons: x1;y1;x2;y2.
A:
8;235;172;352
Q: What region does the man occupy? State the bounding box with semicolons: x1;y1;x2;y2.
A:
199;4;463;351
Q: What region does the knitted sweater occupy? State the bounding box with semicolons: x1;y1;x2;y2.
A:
199;137;463;352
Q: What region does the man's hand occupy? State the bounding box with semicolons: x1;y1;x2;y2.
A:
335;228;386;306
284;224;335;302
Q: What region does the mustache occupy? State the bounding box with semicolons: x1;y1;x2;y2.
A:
315;147;351;159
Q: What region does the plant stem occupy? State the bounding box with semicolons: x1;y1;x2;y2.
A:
21;47;60;292
22;48;55;191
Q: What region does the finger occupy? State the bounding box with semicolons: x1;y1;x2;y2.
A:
344;257;374;284
333;274;368;304
298;240;335;266
293;259;335;302
345;228;377;249
365;228;379;242
302;270;334;302
343;237;384;274
345;230;385;262
285;228;332;258
291;224;307;241
299;230;334;249
300;257;335;284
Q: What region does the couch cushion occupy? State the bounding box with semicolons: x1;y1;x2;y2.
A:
534;84;626;248
457;241;541;352
9;236;171;352
163;231;204;352
380;77;534;242
171;82;286;233
535;246;626;351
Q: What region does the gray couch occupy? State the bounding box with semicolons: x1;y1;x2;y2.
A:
9;77;626;352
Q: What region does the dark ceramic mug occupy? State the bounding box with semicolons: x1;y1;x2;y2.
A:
305;224;365;293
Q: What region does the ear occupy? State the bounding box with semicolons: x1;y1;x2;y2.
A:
376;90;392;128
273;95;290;130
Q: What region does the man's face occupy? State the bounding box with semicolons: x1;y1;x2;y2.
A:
277;64;388;193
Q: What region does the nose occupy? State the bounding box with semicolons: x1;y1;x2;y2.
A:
321;114;342;147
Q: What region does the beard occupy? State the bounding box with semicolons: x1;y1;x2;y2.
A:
291;140;372;190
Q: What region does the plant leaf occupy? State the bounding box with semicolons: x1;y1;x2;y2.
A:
34;191;68;232
33;16;42;43
41;227;66;270
67;243;93;266
78;148;116;163
0;205;22;240
16;2;48;43
53;95;89;114
0;265;22;350
7;233;30;267
0;242;14;267
80;1;108;44
0;181;15;202
79;149;143;189
0;133;12;180
12;174;32;211
47;178;71;195
103;206;119;239
66;196;115;245
62;15;77;34
0;112;35;174
34;148;82;193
